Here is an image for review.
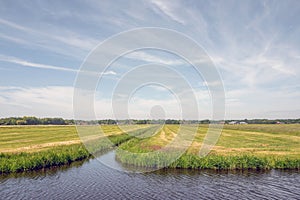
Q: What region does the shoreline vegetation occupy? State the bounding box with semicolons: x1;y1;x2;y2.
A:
116;151;300;170
0;124;299;173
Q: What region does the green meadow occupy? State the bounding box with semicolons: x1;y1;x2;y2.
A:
0;125;151;173
116;124;300;169
0;124;299;173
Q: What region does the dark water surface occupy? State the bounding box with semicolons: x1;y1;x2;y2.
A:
1;151;299;200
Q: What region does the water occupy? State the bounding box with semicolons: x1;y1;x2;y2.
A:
1;151;299;200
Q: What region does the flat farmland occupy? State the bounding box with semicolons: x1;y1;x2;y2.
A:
1;124;299;172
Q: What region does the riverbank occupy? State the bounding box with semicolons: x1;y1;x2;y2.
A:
116;151;300;170
116;124;300;170
0;144;89;173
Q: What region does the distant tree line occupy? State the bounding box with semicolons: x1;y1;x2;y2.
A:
0;116;74;125
0;117;299;125
68;119;300;125
224;119;300;124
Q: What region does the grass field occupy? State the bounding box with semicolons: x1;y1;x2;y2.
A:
116;124;300;169
0;125;152;173
193;124;300;157
1;124;299;173
0;125;150;153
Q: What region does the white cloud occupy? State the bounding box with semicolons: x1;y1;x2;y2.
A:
0;18;99;50
150;0;185;24
127;96;182;119
224;87;300;119
0;18;100;57
125;51;184;66
0;18;30;32
0;32;29;45
0;83;298;120
0;54;117;76
0;85;205;120
0;86;74;118
0;54;77;72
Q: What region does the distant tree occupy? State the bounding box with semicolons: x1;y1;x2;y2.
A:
165;119;180;124
107;119;117;124
51;118;65;125
23;116;39;125
200;119;210;124
16;120;27;125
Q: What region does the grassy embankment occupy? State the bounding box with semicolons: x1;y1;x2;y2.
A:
0;125;154;173
116;124;300;170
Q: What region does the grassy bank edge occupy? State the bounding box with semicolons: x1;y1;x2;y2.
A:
0;144;89;174
116;150;300;170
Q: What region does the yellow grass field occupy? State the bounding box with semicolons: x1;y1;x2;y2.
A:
0;124;299;172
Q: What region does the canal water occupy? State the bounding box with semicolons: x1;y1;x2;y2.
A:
1;151;299;199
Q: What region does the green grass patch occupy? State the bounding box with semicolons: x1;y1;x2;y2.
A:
116;150;300;170
1;124;300;172
0;144;89;173
0;125;155;173
116;124;300;169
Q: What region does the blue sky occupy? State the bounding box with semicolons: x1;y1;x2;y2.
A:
0;0;299;119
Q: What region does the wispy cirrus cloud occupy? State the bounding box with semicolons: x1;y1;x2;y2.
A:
0;18;100;58
0;54;117;76
125;51;185;66
0;32;29;45
0;54;77;72
150;0;185;24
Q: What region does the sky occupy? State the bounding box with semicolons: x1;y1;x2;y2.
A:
0;0;299;120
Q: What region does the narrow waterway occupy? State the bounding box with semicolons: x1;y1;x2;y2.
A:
1;150;299;199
